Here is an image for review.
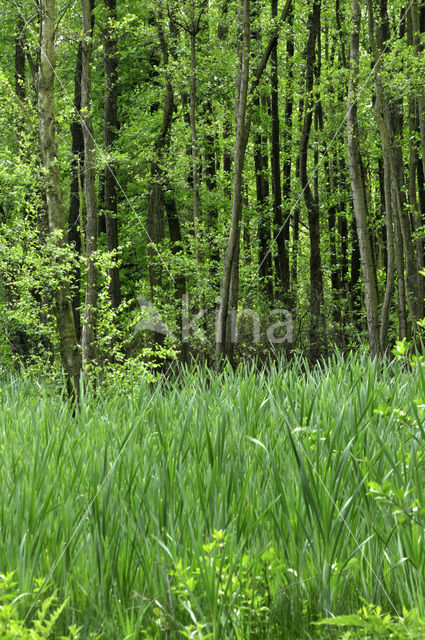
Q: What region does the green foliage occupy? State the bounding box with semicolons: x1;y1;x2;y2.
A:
315;602;425;639
0;572;82;639
148;530;283;639
1;355;425;637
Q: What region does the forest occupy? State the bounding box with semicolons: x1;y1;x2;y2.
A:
1;0;425;638
1;0;425;382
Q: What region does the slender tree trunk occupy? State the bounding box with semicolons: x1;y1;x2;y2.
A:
393;197;408;338
81;0;98;375
146;16;179;346
69;42;84;341
338;156;349;297
283;5;294;302
408;94;424;318
291;208;299;292
251;10;272;299
410;2;425;319
38;0;81;396
204;100;219;269
146;20;172;288
347;0;381;356
271;0;289;298
349;217;361;322
216;0;292;366
369;0;419;336
254;95;273;299
225;229;240;365
366;5;394;351
325;155;341;323
104;0;121;309
164;187;187;361
216;0;250;366
378;143;395;351
11;18;32;360
189;1;201;258
411;2;425;185
298;0;324;360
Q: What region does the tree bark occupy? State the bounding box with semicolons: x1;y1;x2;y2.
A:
189;0;202;261
38;0;81;396
282;4;294;303
216;0;250;366
347;0;381;356
81;0;98;375
254;95;273;299
298;0;324;360
216;0;292;366
369;0;420;337
69;42;84;341
271;0;289;298
411;1;425;185
104;0;121;309
146;15;181;347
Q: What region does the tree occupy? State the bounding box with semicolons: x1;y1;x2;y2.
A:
81;0;98;375
347;0;381;357
103;0;121;309
38;0;81;394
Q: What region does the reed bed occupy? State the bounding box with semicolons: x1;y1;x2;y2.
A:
1;352;425;638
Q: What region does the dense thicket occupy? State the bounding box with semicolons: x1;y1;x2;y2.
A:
1;0;425;385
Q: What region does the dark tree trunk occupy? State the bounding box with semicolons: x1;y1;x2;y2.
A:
216;0;250;366
325;155;341;323
146;16;180;347
104;0;121;309
204;100;219;268
369;0;419;338
349;217;361;323
298;0;324;360
69;42;84;341
271;0;289;299
164;187;187;361
254;96;273;299
38;0;81;397
282;4;294;304
81;0;98;374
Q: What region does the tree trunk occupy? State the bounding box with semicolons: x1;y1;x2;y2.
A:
81;0;98;375
378;140;395;351
347;0;381;356
189;1;201;262
411;1;425;187
204;100;219;270
369;0;420;336
216;0;292;365
283;5;294;303
38;0;81;396
271;0;289;298
216;0;250;366
254;95;273;299
164;187;187;360
69;42;84;341
325;155;341;323
298;0;324;360
104;0;121;309
146;15;177;346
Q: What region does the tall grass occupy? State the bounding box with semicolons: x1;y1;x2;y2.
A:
0;352;425;637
